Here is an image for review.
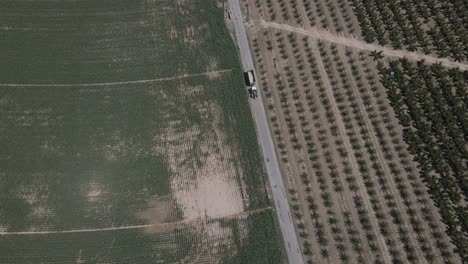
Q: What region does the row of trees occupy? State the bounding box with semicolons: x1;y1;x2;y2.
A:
249;0;462;261
259;0;357;36
253;31;320;263
254;25;463;261
351;0;467;61
271;31;339;264
253;25;456;262
255;28;373;263
304;38;365;263
360;52;459;262
307;0;356;34
321;42;451;263
377;58;467;260
320;42;408;262
355;50;462;262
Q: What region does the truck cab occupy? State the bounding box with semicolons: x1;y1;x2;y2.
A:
251;85;258;99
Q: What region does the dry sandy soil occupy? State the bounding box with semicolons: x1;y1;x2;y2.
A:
240;0;464;263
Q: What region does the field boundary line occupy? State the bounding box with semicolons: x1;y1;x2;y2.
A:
0;69;234;87
258;20;468;70
0;207;272;235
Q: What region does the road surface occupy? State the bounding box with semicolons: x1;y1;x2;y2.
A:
227;1;303;263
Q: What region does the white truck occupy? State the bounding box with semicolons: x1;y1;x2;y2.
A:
244;70;257;99
251;85;258;99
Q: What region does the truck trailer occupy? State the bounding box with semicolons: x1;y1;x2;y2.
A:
244;70;255;86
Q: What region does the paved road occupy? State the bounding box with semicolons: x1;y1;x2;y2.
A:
227;1;303;263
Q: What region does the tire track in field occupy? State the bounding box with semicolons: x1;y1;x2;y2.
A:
0;207;272;235
0;69;233;87
258;20;468;70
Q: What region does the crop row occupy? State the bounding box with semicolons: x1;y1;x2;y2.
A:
252;0;467;60
255;0;360;36
377;58;468;259
351;0;468;61
250;22;459;261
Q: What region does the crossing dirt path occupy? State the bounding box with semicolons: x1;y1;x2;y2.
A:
0;69;233;87
240;0;462;262
0;207;272;235
258;20;468;70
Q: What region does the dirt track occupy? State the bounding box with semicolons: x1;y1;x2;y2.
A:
0;207;272;235
0;69;233;87
258;20;468;71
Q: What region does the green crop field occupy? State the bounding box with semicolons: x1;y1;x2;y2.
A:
0;0;284;263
